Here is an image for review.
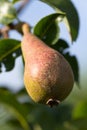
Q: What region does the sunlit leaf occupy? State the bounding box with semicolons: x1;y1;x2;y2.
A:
0;0;20;3
0;1;17;25
34;13;65;45
40;0;79;41
12;0;20;3
72;101;87;119
0;39;21;72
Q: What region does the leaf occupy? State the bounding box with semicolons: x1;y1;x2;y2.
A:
6;119;25;130
0;0;20;3
64;53;79;85
0;1;17;25
0;0;7;2
9;0;21;4
71;119;87;130
72;101;87;120
29;103;72;130
0;39;21;72
40;0;79;41
0;107;22;130
51;39;69;53
0;87;30;130
34;13;65;45
12;0;20;3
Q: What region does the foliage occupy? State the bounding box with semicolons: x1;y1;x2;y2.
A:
0;0;86;130
0;39;21;72
0;1;17;25
40;0;79;41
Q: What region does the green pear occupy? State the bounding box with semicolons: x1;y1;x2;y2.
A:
21;24;74;107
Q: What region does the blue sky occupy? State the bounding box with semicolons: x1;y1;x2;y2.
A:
0;0;87;91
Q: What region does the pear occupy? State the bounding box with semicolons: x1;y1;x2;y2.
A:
21;24;74;107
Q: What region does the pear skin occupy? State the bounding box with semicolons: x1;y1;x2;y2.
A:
21;24;74;107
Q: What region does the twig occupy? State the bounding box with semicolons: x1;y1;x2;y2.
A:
0;26;10;38
17;0;29;14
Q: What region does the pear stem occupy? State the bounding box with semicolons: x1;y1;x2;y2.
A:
22;23;30;35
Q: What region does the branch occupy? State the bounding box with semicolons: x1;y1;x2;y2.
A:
17;0;29;14
0;26;10;38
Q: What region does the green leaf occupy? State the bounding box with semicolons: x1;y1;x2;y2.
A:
72;101;87;120
51;39;69;53
0;106;22;130
0;1;17;25
29;103;72;130
0;0;19;3
0;39;21;72
0;0;8;2
10;0;20;4
64;53;79;85
40;0;79;41
6;119;25;130
0;87;30;130
34;13;65;45
71;119;87;130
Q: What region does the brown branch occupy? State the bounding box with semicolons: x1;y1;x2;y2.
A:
17;0;29;14
0;26;10;38
0;22;30;38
